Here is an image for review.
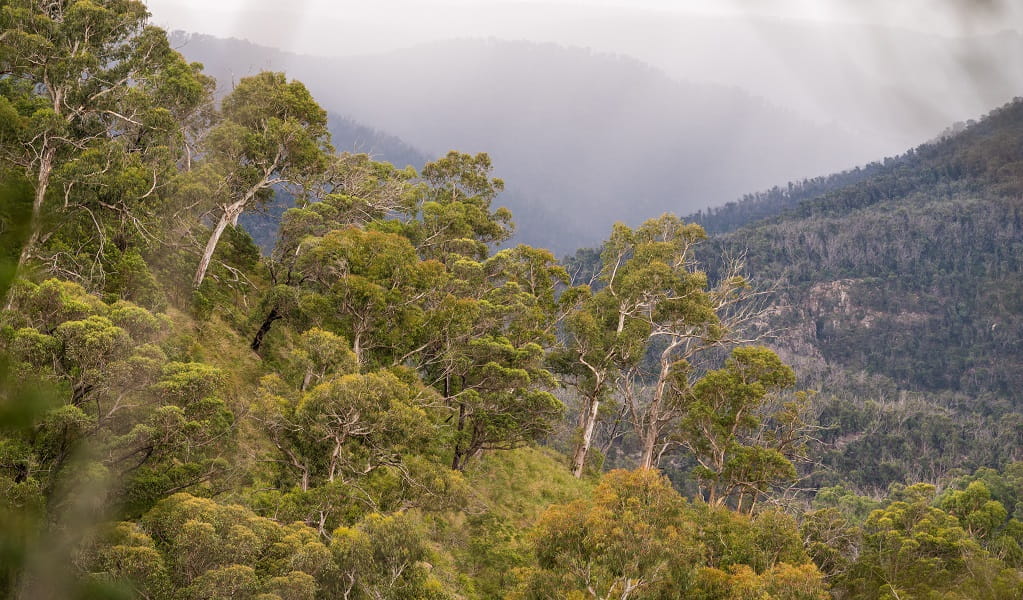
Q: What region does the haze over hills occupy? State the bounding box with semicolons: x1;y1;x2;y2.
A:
448;12;1023;150
171;32;887;252
154;2;1023;153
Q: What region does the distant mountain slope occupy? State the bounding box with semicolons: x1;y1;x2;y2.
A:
680;100;1023;490
702;99;1023;395
164;6;1023;156
170;33;883;253
689;104;1023;234
506;14;1023;152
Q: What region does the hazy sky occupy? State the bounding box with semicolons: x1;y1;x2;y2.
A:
148;0;1023;57
147;0;1023;248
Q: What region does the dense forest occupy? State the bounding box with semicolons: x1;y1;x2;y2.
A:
2;2;1023;599
682;102;1023;495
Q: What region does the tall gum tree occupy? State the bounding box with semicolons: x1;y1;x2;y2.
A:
249;153;420;352
676;346;799;510
0;0;212;293
564;214;771;472
403;152;571;470
553;289;633;477
192;71;330;288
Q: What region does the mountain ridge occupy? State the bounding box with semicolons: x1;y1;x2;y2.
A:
688;99;1023;234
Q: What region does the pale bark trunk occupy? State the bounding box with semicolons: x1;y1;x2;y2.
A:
5;147;56;310
193;199;246;288
638;342;679;469
572;396;601;477
352;331;362;366
639;425;659;470
638;389;666;469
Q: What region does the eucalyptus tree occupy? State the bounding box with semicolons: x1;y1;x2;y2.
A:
192;71;331;288
437;244;573;470
842;483;1023;599
411;150;513;263
401;152;571;470
553;285;638;478
254;150;571;472
331;512;450;599
296;227;447;367
515;469;829;599
250;153;419;352
562;214;772;472
675;346;799;510
1;279;235;514
0;0;213;290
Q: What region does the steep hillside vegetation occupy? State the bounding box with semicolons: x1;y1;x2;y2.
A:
699;99;1023;394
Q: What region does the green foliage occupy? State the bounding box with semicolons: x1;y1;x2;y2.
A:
250;364;464;534
556;213;786;476
800;507;861;581
414;151;512;262
0;172;32;289
330;512;449;599
81;493;335;599
515;469;828;599
677;346;799;509
191;70;331;288
103;249;167;310
0;0;214;288
840;483;1017;598
515;469;702;598
937;467;1023;567
296;226;446;366
0;279;236;518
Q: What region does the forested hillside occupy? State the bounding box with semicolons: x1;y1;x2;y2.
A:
2;3;1023;600
684;99;1023;493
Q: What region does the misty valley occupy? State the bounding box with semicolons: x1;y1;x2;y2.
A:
1;1;1023;599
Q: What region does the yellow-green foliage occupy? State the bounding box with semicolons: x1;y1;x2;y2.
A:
421;447;591;599
840;482;1023;599
514;469;828;599
465;447;593;527
84;493;334;600
4;5;1023;595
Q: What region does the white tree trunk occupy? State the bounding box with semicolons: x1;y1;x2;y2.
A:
572;396;601;477
639;425;659;470
193;199;246;288
5;146;56;310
